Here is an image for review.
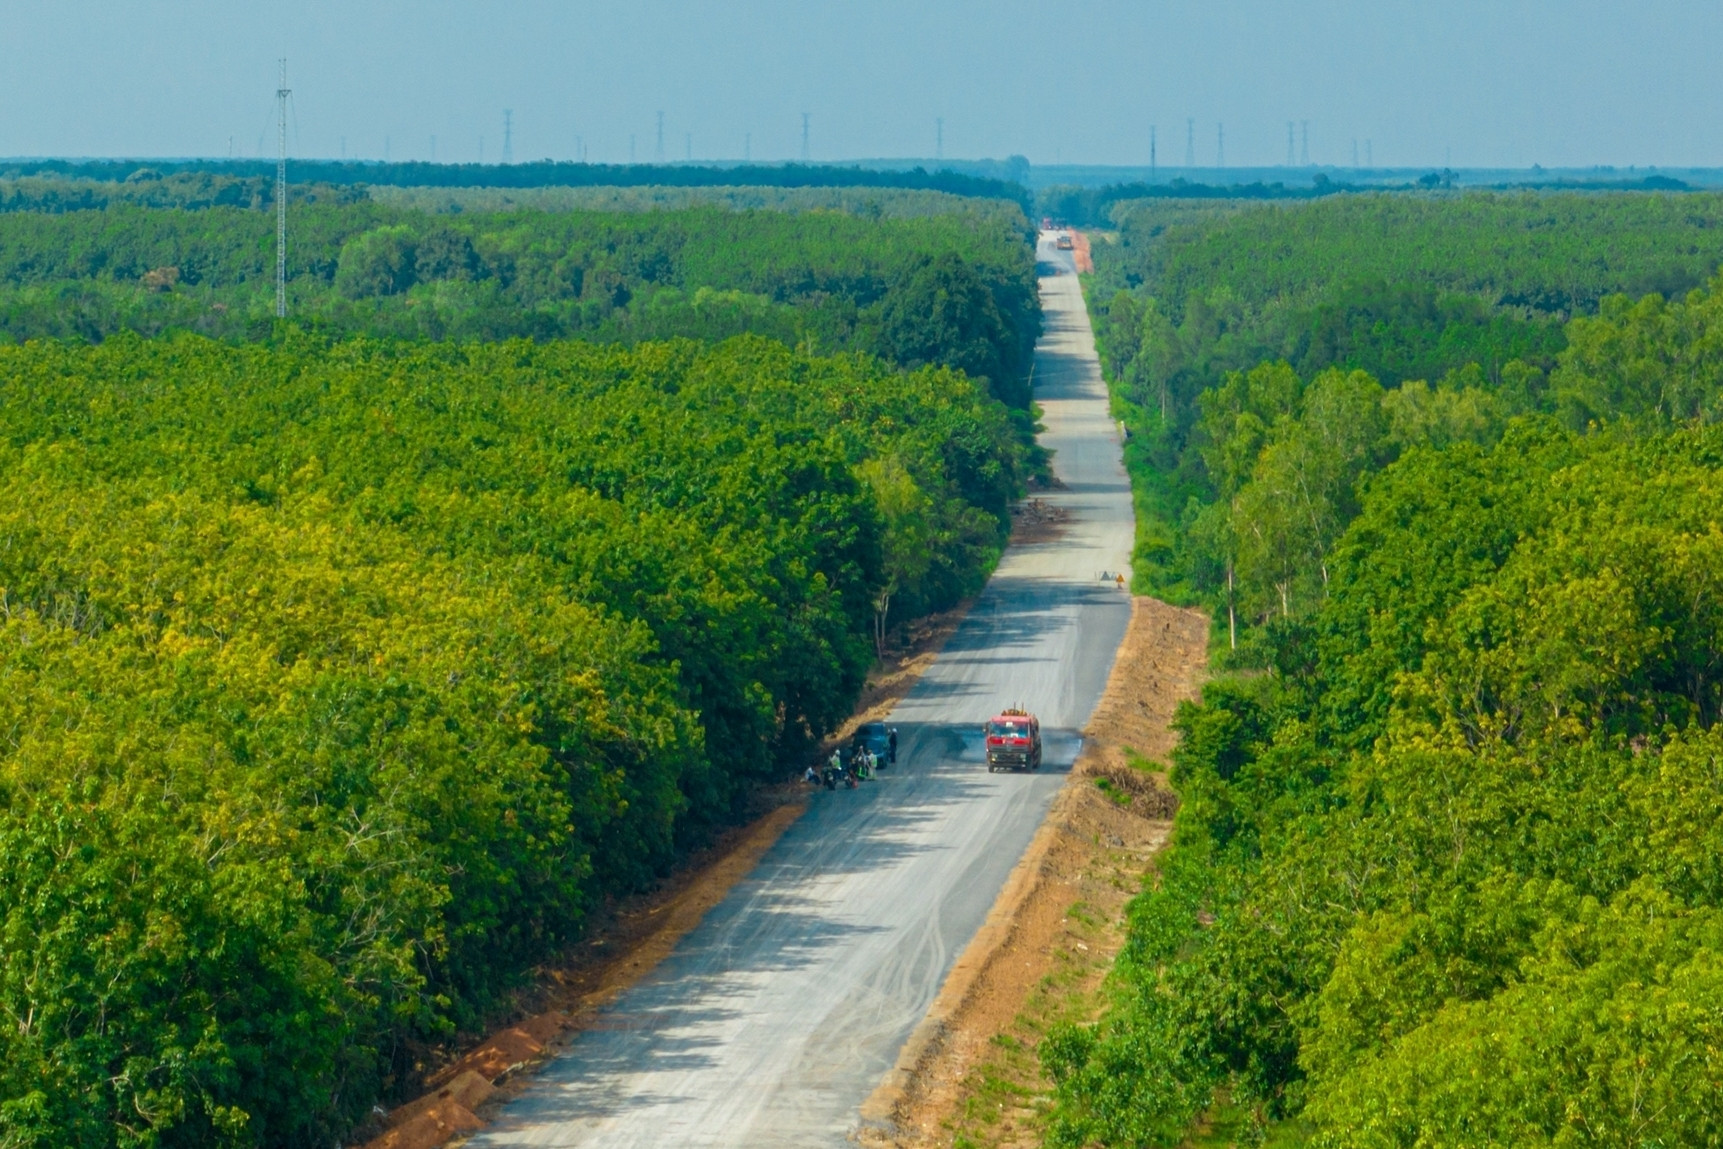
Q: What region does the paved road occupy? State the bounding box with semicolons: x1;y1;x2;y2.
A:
474;233;1134;1148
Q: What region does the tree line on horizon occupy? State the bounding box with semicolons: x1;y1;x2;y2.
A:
0;158;1035;213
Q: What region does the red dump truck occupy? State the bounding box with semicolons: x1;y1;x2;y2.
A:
985;708;1042;772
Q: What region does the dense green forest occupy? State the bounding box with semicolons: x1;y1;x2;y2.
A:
0;174;1047;1146
0;332;1027;1146
1088;191;1723;627
1046;193;1723;1145
0;193;1039;410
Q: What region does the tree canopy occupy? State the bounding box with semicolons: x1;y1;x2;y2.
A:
0;203;1040;412
0;332;1026;1147
1046;190;1723;1147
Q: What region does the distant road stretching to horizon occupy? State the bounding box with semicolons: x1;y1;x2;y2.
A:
472;232;1135;1147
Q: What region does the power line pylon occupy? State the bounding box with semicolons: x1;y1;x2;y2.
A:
275;59;289;319
502;110;513;164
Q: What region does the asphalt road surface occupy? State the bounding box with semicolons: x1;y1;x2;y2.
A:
474;232;1134;1148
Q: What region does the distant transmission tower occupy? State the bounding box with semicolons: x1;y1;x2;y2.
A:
1150;125;1157;179
502;110;513;164
1217;123;1225;168
275;59;289;319
936;117;944;160
801;113;810;162
1185;118;1195;167
1301;120;1310;165
655;112;665;161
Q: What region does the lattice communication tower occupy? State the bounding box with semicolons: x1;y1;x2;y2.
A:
275;60;290;319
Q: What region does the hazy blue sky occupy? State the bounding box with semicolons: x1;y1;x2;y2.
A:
1;0;1717;169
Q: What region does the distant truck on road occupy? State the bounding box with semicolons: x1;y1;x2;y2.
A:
1055;232;1074;251
985;708;1042;772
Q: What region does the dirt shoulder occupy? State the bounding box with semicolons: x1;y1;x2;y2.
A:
858;595;1209;1149
1069;230;1095;275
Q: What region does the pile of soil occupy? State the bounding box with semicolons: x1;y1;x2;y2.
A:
1069;230;1095;275
1010;497;1072;545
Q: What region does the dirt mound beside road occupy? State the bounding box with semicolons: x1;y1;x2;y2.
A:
1069;229;1094;274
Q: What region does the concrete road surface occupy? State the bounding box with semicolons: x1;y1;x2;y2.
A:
473;233;1134;1148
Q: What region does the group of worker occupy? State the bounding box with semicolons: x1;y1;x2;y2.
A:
804;730;897;791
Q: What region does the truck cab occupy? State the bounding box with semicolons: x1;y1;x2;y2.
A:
985;708;1042;772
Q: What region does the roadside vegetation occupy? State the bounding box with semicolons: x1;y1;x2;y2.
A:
1048;190;1723;1145
0;181;1040;1147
